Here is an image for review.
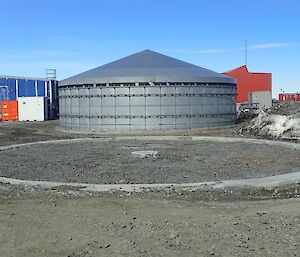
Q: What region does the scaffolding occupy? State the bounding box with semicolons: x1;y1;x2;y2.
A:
45;69;57;80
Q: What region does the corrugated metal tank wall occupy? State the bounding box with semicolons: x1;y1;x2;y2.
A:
59;83;236;131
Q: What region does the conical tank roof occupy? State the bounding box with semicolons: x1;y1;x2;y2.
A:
60;49;235;86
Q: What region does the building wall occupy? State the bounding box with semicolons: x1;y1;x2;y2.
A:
0;76;59;119
278;93;300;101
222;65;272;103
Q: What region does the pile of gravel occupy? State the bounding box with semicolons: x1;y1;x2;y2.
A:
267;101;300;116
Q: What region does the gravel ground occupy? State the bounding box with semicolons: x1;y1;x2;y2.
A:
0;120;299;257
268;101;300;116
0;139;299;184
0;190;299;257
0;120;241;146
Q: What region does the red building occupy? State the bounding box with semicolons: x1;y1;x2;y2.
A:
222;65;272;103
278;93;300;101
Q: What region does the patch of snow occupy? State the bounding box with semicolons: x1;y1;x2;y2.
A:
131;150;158;158
247;110;300;139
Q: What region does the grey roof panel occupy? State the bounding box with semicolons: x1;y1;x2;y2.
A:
60;50;236;86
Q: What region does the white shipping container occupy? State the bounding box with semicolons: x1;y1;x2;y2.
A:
248;91;272;110
18;97;48;121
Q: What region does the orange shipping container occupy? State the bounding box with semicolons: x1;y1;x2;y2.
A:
1;101;19;121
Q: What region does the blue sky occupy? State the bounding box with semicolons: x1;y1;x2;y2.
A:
0;0;299;97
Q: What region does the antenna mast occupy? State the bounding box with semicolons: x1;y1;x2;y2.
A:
244;39;248;66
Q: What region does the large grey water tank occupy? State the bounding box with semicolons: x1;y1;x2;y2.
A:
59;50;237;131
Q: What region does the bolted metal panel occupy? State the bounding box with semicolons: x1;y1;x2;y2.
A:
115;87;129;95
190;87;202;94
161;96;175;106
71;97;79;116
71;117;80;129
116;118;130;125
102;117;115;125
65;117;72;128
59;83;236;131
116;97;129;106
131;105;145;116
116;106;130;115
64;89;71;116
79;88;89;96
80;117;90;130
102;96;115;106
190;96;202;106
145;87;160;94
176;87;189;95
130;87;144;94
131;117;146;129
90;97;101;116
161;105;175;115
59;97;63;117
79;97;90;116
130;96;145;106
90;87;101;96
176;96;190;106
102;87;114;95
163;117;176;125
175;117;190;124
89;117;101;130
145;96;160;106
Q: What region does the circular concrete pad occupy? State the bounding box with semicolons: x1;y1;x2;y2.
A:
0;137;299;185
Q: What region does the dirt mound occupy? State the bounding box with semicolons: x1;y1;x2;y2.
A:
243;102;300;140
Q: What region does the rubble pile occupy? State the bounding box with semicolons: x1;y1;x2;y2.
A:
244;101;300;140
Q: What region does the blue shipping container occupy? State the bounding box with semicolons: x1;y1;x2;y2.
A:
0;76;59;119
